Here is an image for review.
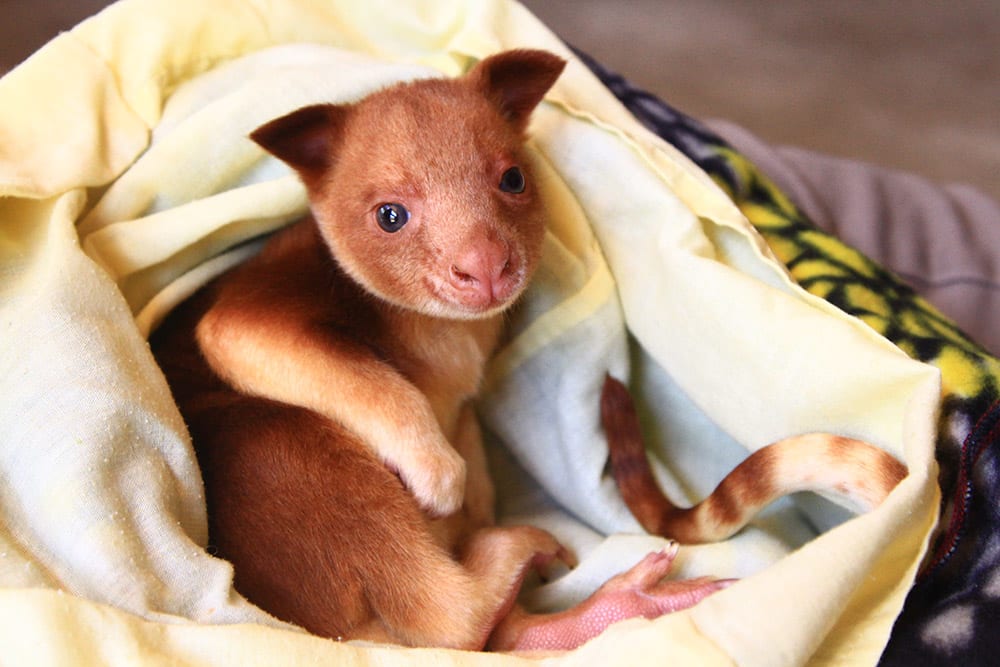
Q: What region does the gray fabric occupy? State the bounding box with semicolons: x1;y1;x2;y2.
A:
708;119;1000;357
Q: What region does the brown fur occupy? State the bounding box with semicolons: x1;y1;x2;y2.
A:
601;375;909;543
152;50;728;652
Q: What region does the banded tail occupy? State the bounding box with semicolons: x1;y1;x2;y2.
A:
600;375;907;544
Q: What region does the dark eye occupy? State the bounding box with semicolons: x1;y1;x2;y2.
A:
376;203;409;233
499;166;525;194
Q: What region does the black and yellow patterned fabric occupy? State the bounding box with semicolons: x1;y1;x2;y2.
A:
577;48;1000;664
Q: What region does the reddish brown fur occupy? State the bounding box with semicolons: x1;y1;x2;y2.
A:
601;375;908;544
600;373;677;532
152;51;728;652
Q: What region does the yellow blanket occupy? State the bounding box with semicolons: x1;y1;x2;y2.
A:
0;0;940;664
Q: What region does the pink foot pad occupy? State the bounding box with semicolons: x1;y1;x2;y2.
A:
494;545;734;652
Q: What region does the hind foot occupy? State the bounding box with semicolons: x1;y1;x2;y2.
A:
489;544;733;652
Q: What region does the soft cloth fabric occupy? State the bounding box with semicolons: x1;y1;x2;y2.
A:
709;119;1000;359
701;122;1000;665
0;0;940;664
580;58;1000;664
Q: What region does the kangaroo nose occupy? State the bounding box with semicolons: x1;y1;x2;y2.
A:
449;240;514;304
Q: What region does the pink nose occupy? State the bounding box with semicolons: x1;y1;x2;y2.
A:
449;241;514;305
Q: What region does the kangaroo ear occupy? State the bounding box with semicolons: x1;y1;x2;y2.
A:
469;49;566;130
250;104;350;178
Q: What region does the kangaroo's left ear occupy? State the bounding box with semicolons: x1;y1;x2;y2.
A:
468;49;566;130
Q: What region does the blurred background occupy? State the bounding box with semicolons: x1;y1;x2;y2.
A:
2;0;997;200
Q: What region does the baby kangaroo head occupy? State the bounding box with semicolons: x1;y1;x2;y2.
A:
250;49;566;319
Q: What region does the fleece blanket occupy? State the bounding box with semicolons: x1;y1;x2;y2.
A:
0;1;941;664
579;56;1000;665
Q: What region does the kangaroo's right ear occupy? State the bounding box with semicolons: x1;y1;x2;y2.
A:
250;104;351;181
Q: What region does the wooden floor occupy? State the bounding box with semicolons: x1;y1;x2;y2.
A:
2;0;997;200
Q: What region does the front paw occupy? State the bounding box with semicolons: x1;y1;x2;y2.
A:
394;441;467;517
